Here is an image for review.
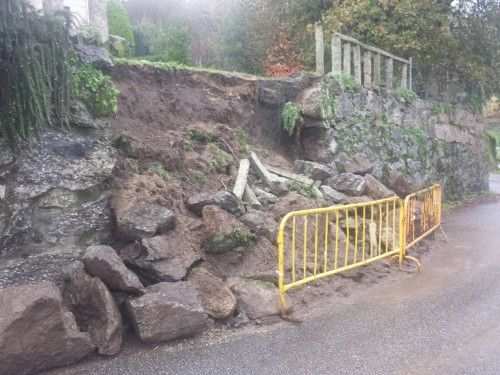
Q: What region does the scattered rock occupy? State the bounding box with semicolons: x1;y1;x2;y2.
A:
269;180;290;197
364;174;397;199
335;153;373;175
227;311;250;328
240;210;278;244
189;267;237;320
293;160;337;181
63;261;123;356
0;185;5;200
202;205;254;254
187;190;243;216
227;277;280;320
127;233;202;283
320;185;348;203
254;187;278;205
0;281;93;375
70;101;98;130
125;281;208;343
82;245;144;295
386;170;416;198
271;192;316;221
115;200;176;242
326;173;366;196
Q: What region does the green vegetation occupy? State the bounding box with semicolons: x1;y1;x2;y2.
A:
394;86;418;105
328;73;359;91
0;0;72;144
206;229;255;253
330;99;339;116
148;163;171;182
281;102;302;136
467;94;485;115
484;131;498;171
186;129;219;143
430;102;454;115
208;143;233;173
195;171;208;185
107;0;135;56
72;65;119;118
286;180;323;201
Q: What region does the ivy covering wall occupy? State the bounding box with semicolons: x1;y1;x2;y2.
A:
0;0;72;144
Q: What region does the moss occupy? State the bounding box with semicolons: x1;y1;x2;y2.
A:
430;102;454;115
393;86;418;105
206;229;255;253
186;129;219;143
195;172;208;184
281;102;302;136
148;163;171;182
328;72;360;91
286;180;323;201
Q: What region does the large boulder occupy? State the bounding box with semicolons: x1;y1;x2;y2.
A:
335;153;373;175
202;205;254;253
187;190;243;216
293;160;337;181
125;282;209;343
82;245;144;295
300;127;338;164
75;43;113;70
115;200;175;242
326;173;366;196
0;282;93;375
126;233;202;283
189;267;237;320
205;237;278;283
364;174;397;199
386;170;416;198
227;278;280;320
240;210;278;244
299;85;329;120
63;261;123;356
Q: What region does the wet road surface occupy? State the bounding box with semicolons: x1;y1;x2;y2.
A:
48;175;500;375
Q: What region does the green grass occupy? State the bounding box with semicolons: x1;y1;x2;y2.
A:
148;163;171;182
114;58;259;79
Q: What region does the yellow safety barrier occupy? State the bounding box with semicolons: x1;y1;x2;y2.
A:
389;184;443;271
277;185;442;317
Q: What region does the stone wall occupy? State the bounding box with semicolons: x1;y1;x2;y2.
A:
283;75;489;200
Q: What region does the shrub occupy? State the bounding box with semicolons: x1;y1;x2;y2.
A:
186;129;219;143
281;102;302;136
72;65;119;118
394;86;418;105
107;0;135;56
328;73;359;91
149;163;171;182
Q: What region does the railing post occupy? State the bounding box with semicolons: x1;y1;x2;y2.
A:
373;53;381;87
409;57;413;91
343;42;351;76
331;33;342;74
401;63;408;88
386;57;393;91
315;23;325;75
353;44;362;85
363;51;372;88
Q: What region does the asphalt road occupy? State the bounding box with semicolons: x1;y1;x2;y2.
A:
50;174;500;375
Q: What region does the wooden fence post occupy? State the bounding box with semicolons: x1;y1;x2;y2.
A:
386;57;393;91
363;51;372;88
331;34;342;74
343;42;351;75
315;23;325;75
373;53;381;87
353;45;362;85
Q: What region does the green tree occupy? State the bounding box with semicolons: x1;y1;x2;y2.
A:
107;0;135;56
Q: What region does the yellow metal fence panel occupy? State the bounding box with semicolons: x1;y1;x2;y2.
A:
277;185;442;316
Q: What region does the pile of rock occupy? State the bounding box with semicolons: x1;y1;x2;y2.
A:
0;147;411;374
